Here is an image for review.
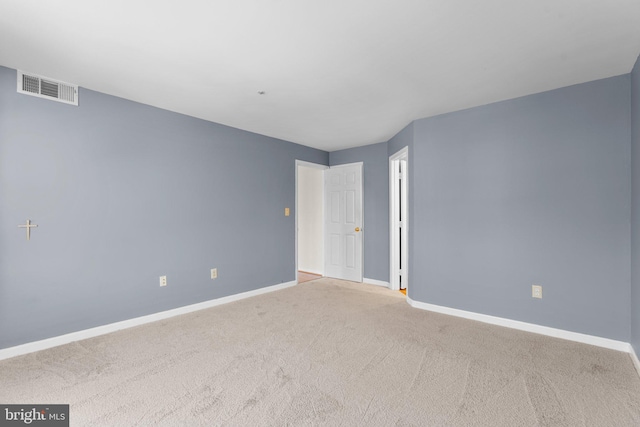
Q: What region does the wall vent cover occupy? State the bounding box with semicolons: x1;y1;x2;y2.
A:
17;70;78;106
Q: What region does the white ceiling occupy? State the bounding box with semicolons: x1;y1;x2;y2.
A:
1;1;640;152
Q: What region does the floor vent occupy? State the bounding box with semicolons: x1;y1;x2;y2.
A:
17;70;78;106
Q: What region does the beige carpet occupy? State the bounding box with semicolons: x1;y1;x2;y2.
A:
1;278;640;426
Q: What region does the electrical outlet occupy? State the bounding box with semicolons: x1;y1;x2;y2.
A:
160;276;167;287
211;268;218;279
285;207;290;217
532;284;542;299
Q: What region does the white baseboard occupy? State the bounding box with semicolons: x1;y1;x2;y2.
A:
630;344;640;378
407;297;630;353
0;280;297;362
363;278;390;288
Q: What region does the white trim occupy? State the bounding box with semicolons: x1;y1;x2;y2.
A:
295;160;328;282
407;297;630;353
630;344;640;378
0;280;296;362
389;146;409;292
363;278;390;288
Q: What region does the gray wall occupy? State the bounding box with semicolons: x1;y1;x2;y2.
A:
411;75;631;341
329;142;389;282
2;58;637;349
632;54;640;353
0;65;328;349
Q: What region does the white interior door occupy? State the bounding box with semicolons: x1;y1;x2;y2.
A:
399;159;408;290
325;163;363;282
390;147;408;291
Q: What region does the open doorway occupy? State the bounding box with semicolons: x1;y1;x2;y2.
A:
295;160;328;283
390;147;408;294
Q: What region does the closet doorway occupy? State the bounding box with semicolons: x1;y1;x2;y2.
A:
390;147;408;293
295;161;327;283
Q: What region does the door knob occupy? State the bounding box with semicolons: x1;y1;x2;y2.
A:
355;227;360;232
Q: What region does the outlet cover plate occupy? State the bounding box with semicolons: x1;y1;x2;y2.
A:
160;276;167;287
211;268;218;279
532;284;542;299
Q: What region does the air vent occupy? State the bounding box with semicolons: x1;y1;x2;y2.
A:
17;70;78;106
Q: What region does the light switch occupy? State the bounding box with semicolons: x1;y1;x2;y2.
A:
285;208;290;216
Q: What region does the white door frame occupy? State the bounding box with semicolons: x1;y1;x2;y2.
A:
324;162;364;282
389;147;409;292
295;160;329;283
